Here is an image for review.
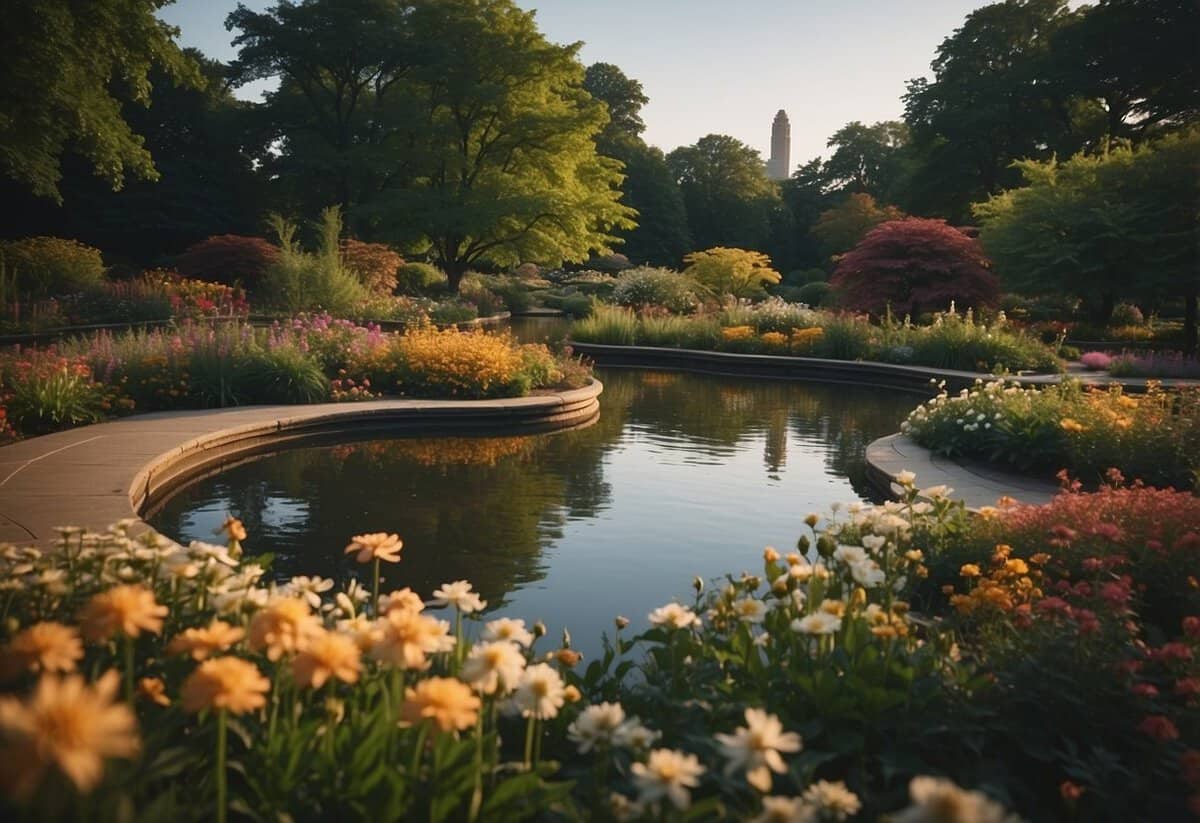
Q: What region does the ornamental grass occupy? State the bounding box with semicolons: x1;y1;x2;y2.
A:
2;480;1197;820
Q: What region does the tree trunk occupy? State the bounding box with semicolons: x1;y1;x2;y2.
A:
444;260;468;294
1185;287;1198;356
1088;292;1116;326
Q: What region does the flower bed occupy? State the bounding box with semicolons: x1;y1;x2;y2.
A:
902;379;1200;489
1;478;1197;820
573;302;1062;374
0;318;590;439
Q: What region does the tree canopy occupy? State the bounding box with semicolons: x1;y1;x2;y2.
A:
683;247;781;299
0;0;200;202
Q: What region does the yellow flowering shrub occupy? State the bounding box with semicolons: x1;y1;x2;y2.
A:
759;331;789;352
720;325;755;342
947;544;1046;617
790;327;825;354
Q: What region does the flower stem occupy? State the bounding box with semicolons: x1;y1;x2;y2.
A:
216;709;228;823
468;711;484;822
523;715;535;770
122;634;135;705
372;558;381;616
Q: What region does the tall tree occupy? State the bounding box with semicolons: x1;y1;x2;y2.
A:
975;129;1200;346
812;193;905;261
901;0;1086;220
823;120;909;199
0;0;200;202
667;134;780;252
582;62;689;266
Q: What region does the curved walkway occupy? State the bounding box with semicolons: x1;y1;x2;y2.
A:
865;433;1058;509
0;381;602;545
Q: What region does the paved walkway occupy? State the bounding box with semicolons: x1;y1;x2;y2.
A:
0;383;601;546
865;433;1059;510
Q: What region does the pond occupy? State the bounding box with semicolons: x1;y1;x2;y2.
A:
148;333;918;657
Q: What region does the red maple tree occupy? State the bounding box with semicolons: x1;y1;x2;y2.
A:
830;218;999;317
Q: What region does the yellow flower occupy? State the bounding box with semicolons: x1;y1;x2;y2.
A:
721;325;755;342
401;677;480;733
371;609;455;670
166;620;245;661
1003;558;1030;576
344;532;403;564
0;670;139;799
137;677;170;707
217;516;247;542
1059;418;1085;433
564;684;582;703
760;331;788;349
181;657;270;715
247;598;320;661
1;621;83;678
291;629;361;689
79;585;167;642
959;564;982;578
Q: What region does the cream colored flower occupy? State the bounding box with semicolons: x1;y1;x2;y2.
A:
337;614;381;652
631;748;705;811
482;617;535;647
401;677;480;733
180;656;270;715
791;612;842;636
614;721;661;750
292;628;362;689
715;708;802;792
380;587;424;616
247;598;320;661
371;609;454;670
460;641;525;695
1;621;83;677
512;662;565;719
802;780;861;820
750;796;809;823
0;671;139;799
79;585;167;641
648;603;701;630
568;702;630;753
284;575;334;609
733;597;768;624
429;580;486;613
166;620;245;661
344;532;403;564
895;470;917;486
890;776;1015;823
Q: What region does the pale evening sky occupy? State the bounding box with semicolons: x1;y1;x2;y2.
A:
160;0;1004;171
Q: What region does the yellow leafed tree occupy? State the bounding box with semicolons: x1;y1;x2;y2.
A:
683;247;781;299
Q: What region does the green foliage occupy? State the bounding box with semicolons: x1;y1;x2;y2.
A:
0;355;110;435
611;267;699;314
0;0;202;201
395;263;449;295
683;247;781;299
261;209;365;315
572;304;638;346
811;193;905;260
796;281;832;307
822;120;910;198
0;237;105;298
667;134;781;252
174;235;280;293
240;347;331;404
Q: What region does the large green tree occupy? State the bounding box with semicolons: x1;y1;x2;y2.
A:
822;120;909;200
667;134;780;252
582;62;689;266
230;0;632;290
901;0;1090;220
0;0;199;202
976;130;1200;347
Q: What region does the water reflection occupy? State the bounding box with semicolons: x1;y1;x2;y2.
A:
149;368;917;655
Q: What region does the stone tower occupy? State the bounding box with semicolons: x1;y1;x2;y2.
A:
767;110;791;180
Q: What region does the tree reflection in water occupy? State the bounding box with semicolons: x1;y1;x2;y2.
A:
149;369;918;647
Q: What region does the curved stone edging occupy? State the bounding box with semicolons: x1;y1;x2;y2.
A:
0;380;602;545
569;342;1196;393
865;432;1058;510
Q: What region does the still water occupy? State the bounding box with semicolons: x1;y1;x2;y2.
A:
149;349;917;656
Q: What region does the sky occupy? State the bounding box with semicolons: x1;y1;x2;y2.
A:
159;0;994;169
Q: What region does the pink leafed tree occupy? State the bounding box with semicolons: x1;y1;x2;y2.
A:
830;218;999;317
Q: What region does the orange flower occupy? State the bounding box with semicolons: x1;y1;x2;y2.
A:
79;585;167;642
401;677;480;733
0;671;139;799
247;598;319;661
1;621;83;678
137;677;170;707
344;533;403;564
380;588;425;616
292;629;361;689
181;657;270;715
167;620;245;660
218;517;247;542
371;610;455;670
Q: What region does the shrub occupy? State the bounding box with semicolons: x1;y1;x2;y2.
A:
174;234;279;293
782;267;828;287
813;314;873;360
260;209;365;315
240;346;331;404
1109;351;1200;379
339;239;403;295
513;262;541;279
428;301;479;325
0;352;114;434
611;267;698;314
796;281;832;307
1110;302;1145;326
1080;351;1113;371
0;237;105;299
571;304;638;345
683;247;781;298
895;308;1060;372
812;192;906;258
732;296;820;334
586;252;632;274
831;219;999;316
395;262;448;295
392;327;551;398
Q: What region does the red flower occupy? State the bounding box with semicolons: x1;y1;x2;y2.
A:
1059;781;1085;802
1138;715;1180;741
1131;682;1159;697
1184;616;1200;639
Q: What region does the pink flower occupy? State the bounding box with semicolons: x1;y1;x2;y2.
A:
1138;715;1180;741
